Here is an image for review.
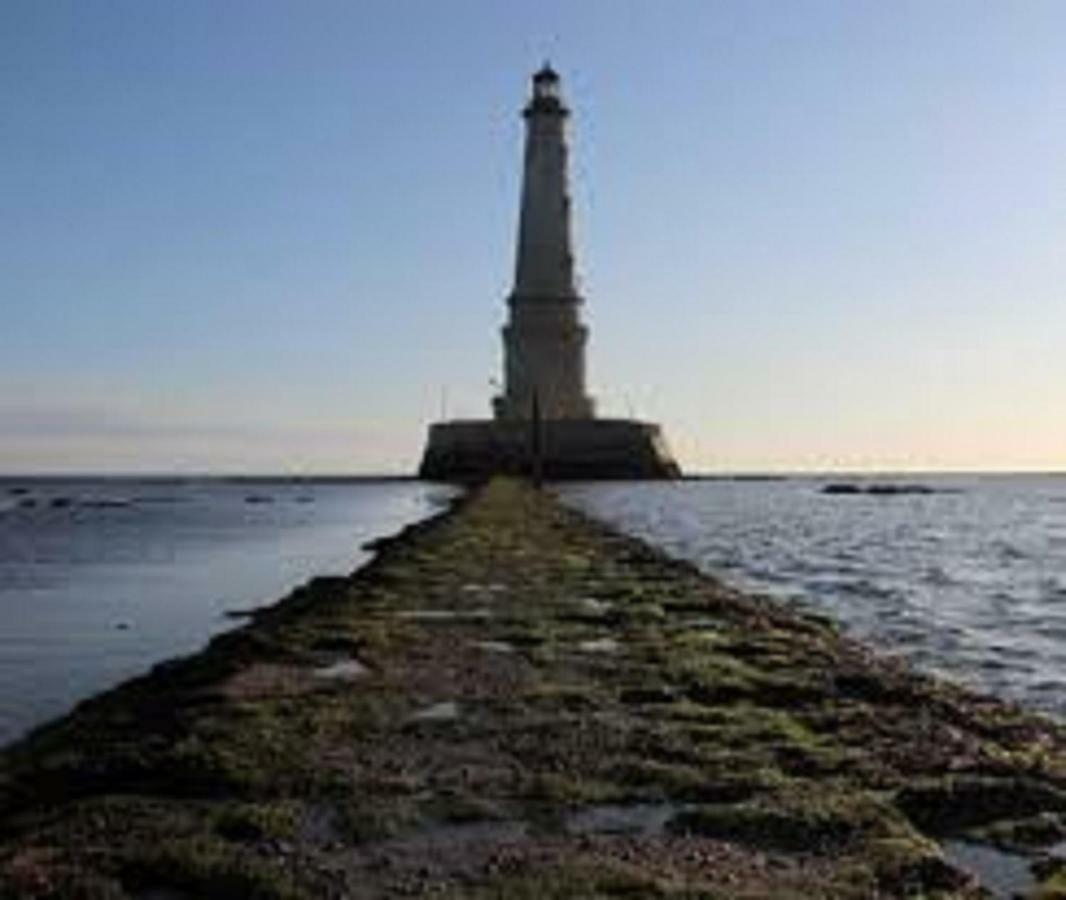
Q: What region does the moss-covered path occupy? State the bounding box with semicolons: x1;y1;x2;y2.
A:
3;479;1066;898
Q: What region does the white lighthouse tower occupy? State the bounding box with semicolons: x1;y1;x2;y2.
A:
418;66;679;481
494;65;595;422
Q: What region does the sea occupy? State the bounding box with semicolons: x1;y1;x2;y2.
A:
0;477;454;747
562;474;1066;720
1;474;1064;750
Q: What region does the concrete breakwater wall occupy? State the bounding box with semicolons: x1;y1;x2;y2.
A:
2;479;1066;898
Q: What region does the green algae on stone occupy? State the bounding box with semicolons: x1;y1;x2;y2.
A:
120;834;301;900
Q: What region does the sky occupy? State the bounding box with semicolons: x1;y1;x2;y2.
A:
2;0;1064;474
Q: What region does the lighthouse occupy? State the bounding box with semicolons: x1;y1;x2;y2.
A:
494;65;595;422
418;67;679;481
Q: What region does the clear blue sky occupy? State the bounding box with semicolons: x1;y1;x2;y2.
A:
3;1;1064;473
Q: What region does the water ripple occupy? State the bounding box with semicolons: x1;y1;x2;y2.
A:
562;475;1066;719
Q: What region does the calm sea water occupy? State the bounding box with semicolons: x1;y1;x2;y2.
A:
562;475;1066;719
0;477;454;746
5;475;1063;747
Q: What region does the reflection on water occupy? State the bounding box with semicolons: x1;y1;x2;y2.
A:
561;474;1066;718
0;477;455;746
942;840;1035;899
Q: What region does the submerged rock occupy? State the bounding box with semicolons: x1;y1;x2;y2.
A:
821;482;942;496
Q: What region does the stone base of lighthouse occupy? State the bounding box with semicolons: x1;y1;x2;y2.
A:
418;418;680;482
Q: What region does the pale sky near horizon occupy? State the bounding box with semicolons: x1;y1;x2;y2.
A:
2;1;1064;474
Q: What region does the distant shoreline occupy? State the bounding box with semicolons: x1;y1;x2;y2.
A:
0;473;420;485
3;470;1064;484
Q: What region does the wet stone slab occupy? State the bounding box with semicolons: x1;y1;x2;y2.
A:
473;640;516;654
577;636;620;653
565;803;680;837
407;701;460;723
394;608;494;622
312;658;369;681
